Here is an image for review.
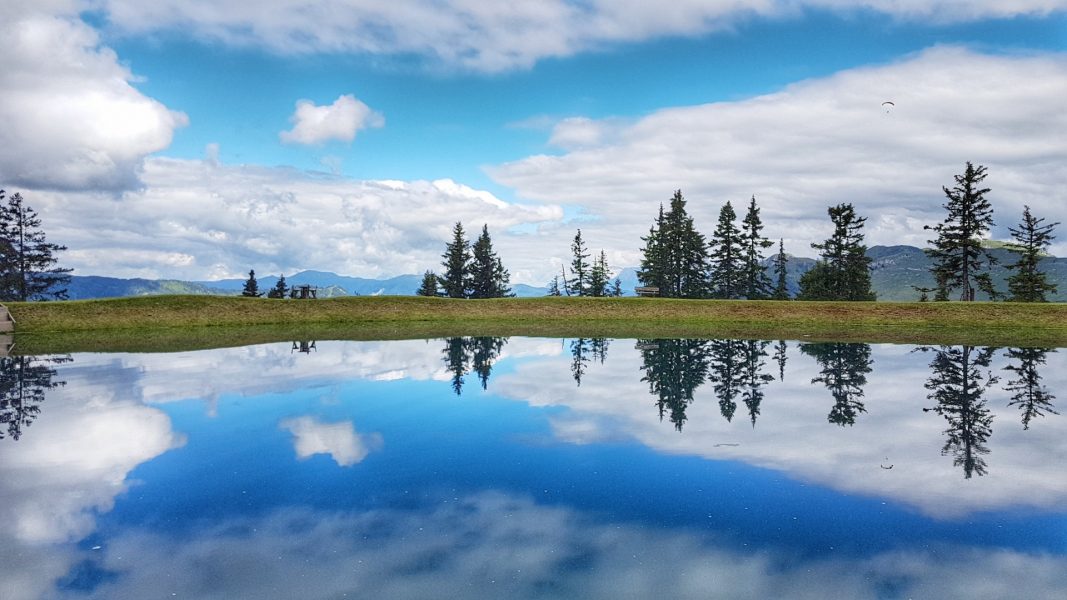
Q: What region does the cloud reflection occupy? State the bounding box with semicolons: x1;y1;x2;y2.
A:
280;416;382;466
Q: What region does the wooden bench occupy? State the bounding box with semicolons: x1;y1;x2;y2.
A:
634;286;660;297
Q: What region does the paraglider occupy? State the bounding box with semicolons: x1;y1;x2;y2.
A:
881;101;895;114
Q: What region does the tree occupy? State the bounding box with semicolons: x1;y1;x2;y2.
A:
609;277;622;297
416;270;440;297
639;338;711;431
708;339;745;421
440;222;471;299
1003;347;1058;430
707;201;745;299
587;250;610;297
442;337;469;395
468;225;512;298
569;229;590;296
1005;206;1059;302
797;203;875;301
771;238;790;300
0;190;72;301
922;345;997;478
740;196;774;299
241;269;261;297
925;162;997;301
267;274;288;298
800;342;873;426
0;354;71;441
470;336;507;390
639;191;709;298
547;275;562;296
739;340;774;426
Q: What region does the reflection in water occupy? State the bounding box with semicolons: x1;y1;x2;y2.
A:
639;339;710;431
442;337;508;395
291;340;317;353
0;355;71;441
1004;347;1058;430
799;343;874;426
570;338;609;386
772;340;788;382
922;346;997;479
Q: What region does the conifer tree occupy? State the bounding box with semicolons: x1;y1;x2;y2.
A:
925;162;997;301
771;238;790;300
569;229;590;296
797;203;875;301
740;196;774;299
610;277;622;297
639;191;709;298
416;270;440;296
638;205;668;293
267;274;288;298
587;250;610;297
0;190;71;301
707;201;744;299
468;224;512;298
547;275;562;296
923;345;997;478
241;269;260;297
439;222;471;298
1006;206;1058;302
1003;347;1058;430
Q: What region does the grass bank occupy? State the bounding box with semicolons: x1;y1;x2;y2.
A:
6;295;1067;354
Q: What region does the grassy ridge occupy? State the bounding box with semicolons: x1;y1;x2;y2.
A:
6;295;1067;354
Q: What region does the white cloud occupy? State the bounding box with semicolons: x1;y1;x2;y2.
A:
93;1;1067;72
0;12;187;191
280;416;382;466
492;48;1067;263
280;94;384;145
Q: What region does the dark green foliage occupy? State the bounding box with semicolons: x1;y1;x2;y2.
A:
1003;347;1058;430
741;196;774;299
1006;206;1059;302
440;222;471;299
800;342;873;426
739;340;774;425
267;274;288;298
922;345;997;478
0;354;70;441
0;190;72;301
925;162;997;302
468;225;512;299
708;201;744;299
570;337;610;386
416;270;440;297
441;336;508;394
709;339;746;422
587;251;610;297
547;275;562;296
797;203;875;301
772;238;790;300
639;338;711;431
773;340;788;381
639;191;709;298
610;277;622;297
241;269;260;297
569;229;590;296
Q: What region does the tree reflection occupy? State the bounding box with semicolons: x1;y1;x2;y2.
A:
922;346;997;478
706;340;774;425
0;354;71;441
799;343;873;426
773;340;788;382
442;337;508;395
639;339;710;431
1003;347;1058;430
739;340;775;426
570;338;609;386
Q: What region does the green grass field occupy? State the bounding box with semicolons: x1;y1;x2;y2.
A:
6;295;1067;354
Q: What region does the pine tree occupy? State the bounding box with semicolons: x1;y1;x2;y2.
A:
417;270;440;296
267;274;288;298
468;225;512;298
1005;206;1059;302
925;162;997;301
797;203;875;301
638;205;667;293
547;275;562;296
0;191;72;301
241;269;260;297
610;277;622;297
707;201;744;299
569;229;590;296
1003;347;1058;430
639;191;709;298
800;342;873;426
771;238;790;300
923;345;997;478
740;196;774;299
587;250;610;297
439;222;471;299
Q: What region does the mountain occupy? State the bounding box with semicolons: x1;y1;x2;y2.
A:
64;246;1067;301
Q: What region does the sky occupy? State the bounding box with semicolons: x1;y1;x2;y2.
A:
1;1;1066;285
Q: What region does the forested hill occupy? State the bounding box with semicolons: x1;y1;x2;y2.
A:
62;246;1067;301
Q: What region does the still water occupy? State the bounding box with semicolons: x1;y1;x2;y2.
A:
1;338;1065;599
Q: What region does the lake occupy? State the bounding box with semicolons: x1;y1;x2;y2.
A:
1;337;1065;599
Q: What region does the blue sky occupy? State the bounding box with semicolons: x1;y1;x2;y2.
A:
1;2;1066;283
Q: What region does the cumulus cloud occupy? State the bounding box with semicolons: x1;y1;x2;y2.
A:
0;12;187;191
93;1;1067;72
279;94;384;145
280;416;382;466
492;48;1067;266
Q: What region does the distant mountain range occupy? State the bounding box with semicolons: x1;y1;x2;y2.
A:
64;245;1067;302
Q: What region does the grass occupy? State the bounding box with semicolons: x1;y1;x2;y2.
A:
6;295;1067;354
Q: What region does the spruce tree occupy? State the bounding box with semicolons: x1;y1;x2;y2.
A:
797;203;875;301
800;342;873;426
1003;347;1058;430
547;275;562;296
267;274;288;298
771;238;790;300
638;206;667;293
569;229;590;296
610;277;622;297
468;225;512;298
1006;206;1058;302
416;270;440;296
587;250;610;297
0;191;72;301
925;162;997;301
241;269;260;297
638;191;709;298
740;196;774;299
923;345;997;478
707;201;744;299
439;222;471;299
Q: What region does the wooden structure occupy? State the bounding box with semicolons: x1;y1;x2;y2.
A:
0;304;14;357
634;286;660;297
290;285;318;299
292;341;317;354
